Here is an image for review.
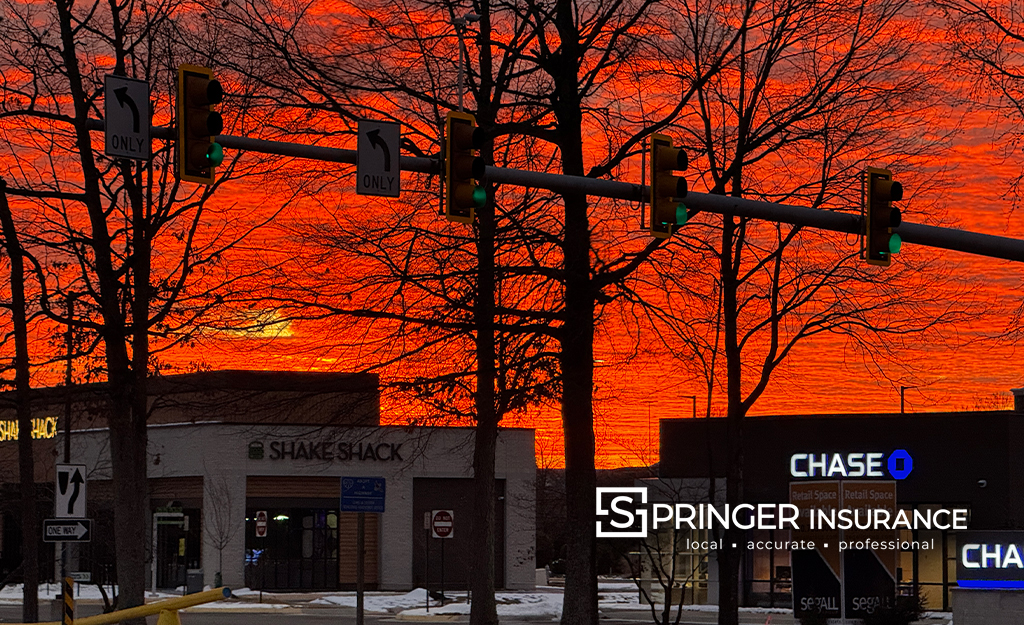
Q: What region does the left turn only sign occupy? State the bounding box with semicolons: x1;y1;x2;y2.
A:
105;75;151;160
356;119;400;197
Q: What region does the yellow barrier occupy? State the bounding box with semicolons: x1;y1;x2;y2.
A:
38;587;231;625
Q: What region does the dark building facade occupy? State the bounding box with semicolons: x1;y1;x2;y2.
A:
0;370;536;592
658;394;1024;611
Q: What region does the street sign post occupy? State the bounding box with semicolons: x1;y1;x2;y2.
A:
55;463;87;519
341;477;386;625
430;510;454;604
104;75;151;160
43;519;92;543
431;509;454;538
356;120;400;197
255;510;268;538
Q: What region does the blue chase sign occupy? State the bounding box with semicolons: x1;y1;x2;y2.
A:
957;531;1024;589
341;476;386;513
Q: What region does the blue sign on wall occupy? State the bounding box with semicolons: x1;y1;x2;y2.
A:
341;477;386;513
957;531;1024;589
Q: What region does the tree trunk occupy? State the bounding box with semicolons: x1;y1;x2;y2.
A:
550;1;598;622
469;95;501;625
718;210;744;625
469;6;501;624
52;0;149;611
0;179;39;624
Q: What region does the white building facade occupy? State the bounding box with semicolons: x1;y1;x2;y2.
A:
71;422;536;592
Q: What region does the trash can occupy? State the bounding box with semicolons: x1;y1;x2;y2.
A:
186;569;204;594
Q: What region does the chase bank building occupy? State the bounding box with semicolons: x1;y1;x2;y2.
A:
654;390;1024;613
0;371;536;592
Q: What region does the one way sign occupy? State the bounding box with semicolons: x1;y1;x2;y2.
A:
43;519;92;543
55;463;87;518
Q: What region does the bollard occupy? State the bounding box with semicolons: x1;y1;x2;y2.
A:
156;610;182;625
62;577;73;625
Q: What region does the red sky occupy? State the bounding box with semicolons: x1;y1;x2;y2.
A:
150;100;1024;469
6;1;1024;469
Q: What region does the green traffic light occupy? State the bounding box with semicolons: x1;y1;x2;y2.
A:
207;142;224;167
675;204;688;226
472;185;486;208
889;233;902;255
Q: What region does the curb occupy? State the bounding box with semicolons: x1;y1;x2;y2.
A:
395;612;465;622
180;606;300;614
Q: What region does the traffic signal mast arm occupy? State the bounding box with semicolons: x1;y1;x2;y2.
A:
80;119;1024;263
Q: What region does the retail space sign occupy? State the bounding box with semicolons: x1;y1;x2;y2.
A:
255;510;268;538
431;509;454;538
790;481;897;621
55;463;87;518
341;476;386;513
957;531;1024;588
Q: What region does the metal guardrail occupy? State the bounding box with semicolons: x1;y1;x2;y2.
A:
36;586;230;625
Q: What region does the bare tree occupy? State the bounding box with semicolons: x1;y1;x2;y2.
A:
0;0;279;615
204;4;744;625
936;0;1024;204
624;1;975;622
0;179;39;622
203;476;240;586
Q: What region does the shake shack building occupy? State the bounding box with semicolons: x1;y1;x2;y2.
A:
0;371;536;592
655;393;1024;612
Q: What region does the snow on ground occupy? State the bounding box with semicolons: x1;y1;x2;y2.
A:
0;583;236;605
0;583;131;603
596;581;636;591
312;589;446;612
182;602;291;610
398;592;564;618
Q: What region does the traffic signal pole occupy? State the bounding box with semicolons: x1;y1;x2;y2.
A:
78;119;1024;263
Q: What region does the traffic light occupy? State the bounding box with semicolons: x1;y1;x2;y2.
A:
649;133;688;239
177;64;224;184
864;167;903;266
444;111;485;223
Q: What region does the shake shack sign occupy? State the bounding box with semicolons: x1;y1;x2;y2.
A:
248;439;405;462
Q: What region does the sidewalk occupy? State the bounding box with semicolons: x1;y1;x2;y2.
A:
0;583;954;624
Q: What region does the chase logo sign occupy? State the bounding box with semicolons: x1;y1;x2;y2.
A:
789;450;913;480
957;531;1024;589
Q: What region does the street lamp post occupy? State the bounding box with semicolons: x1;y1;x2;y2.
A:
900;385;914;414
450;13;480;111
683;395;698;419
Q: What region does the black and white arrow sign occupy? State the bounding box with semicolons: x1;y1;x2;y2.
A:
113;86;140;133
104;74;151;161
55;463;87;518
356;119;401;198
43;519;92;543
